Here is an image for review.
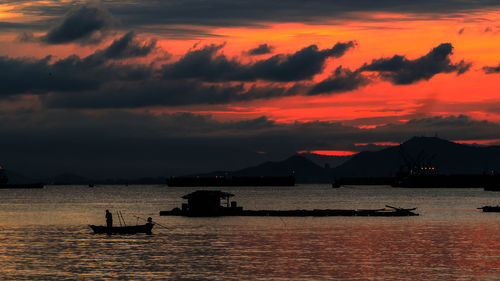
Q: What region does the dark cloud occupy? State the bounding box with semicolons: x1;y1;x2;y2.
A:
0;40;355;106
162;41;355;82
0;55;95;95
309;66;369;95
377;115;500;140
246;44;274;55
103;0;500;29
2;31;162;97
0;21;38;31
1;40;476;108
17;31;37;43
42;81;304;108
40;4;112;45
100;31;157;59
482;63;500;74
5;0;500;37
0;53;151;96
359;43;471;84
82;31;158;64
0;109;499;179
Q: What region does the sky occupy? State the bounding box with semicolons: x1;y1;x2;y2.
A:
2;0;500;179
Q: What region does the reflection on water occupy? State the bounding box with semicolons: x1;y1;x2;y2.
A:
0;185;499;280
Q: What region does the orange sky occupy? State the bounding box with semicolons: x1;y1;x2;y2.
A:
2;2;500;156
4;1;500;175
142;12;500;125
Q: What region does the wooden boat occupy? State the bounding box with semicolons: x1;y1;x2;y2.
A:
89;223;154;234
477;206;500;212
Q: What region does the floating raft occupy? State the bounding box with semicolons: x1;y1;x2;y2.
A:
477;206;500;212
160;207;419;217
160;190;419;217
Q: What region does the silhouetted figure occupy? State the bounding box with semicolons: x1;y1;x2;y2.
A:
105;210;113;228
145;217;153;235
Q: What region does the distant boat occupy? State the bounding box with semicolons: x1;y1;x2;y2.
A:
477;206;500;212
89;223;154;234
88;184;95;188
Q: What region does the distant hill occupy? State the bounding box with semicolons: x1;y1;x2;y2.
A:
48;173;91;185
195;154;332;183
300;153;352;169
46;173;166;185
332;136;500;178
3;169;42;184
193;136;500;183
6;136;500;185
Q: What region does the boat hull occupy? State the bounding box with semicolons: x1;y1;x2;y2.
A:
89;224;154;234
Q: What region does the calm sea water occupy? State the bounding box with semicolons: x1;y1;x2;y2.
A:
0;185;499;280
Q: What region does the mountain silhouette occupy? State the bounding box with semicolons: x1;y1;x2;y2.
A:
300;153;352;169
6;136;500;184
49;173;91;185
333;136;500;178
2;169;41;184
195;137;500;183
195;154;331;183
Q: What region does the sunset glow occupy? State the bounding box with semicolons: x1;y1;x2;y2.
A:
2;0;500;177
299;150;358;156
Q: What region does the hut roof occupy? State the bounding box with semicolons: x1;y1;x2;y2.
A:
182;190;234;200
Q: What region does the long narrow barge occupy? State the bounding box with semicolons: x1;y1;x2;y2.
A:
159;190;418;217
160;208;418;217
477;206;500;212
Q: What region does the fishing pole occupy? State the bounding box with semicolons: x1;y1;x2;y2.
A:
119;211;127;226
132;214;171;229
116;211;122;226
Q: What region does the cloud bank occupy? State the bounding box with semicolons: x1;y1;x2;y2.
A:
41;3;113;45
359;43;471;84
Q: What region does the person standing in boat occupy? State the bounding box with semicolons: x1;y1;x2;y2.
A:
105;210;113;228
145;217;154;235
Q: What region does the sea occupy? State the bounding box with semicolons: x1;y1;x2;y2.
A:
0;184;499;280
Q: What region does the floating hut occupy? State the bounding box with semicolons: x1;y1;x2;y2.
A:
161;190;243;216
